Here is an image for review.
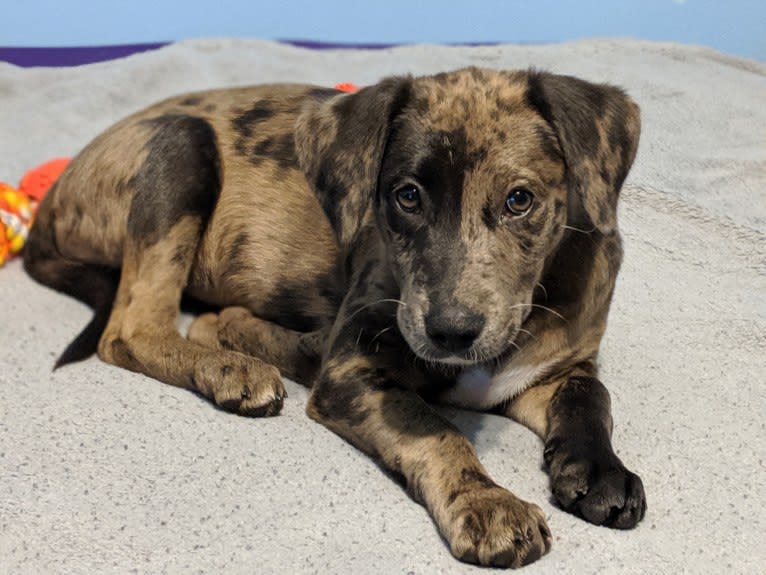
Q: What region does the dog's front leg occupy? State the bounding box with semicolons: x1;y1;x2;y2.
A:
307;296;551;568
508;368;646;529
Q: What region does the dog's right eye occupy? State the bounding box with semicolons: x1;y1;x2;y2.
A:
395;185;422;213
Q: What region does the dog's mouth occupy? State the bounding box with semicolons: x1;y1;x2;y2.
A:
404;320;521;368
424;337;518;367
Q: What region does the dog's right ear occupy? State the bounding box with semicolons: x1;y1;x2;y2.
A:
296;77;412;248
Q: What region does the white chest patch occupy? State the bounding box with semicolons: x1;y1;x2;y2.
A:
444;360;556;410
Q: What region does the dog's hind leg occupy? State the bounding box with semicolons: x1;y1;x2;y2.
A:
188;307;327;384
96;115;285;416
23;209;120;367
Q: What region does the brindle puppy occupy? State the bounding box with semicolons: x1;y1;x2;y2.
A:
25;67;646;568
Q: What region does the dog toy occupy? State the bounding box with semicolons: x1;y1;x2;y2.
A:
335;82;360;93
0;183;33;265
0;157;70;266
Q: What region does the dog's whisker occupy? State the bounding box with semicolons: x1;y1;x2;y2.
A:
508;303;567;322
535;283;549;302
517;327;536;340
369;326;395;345
562;224;596;234
344;298;407;325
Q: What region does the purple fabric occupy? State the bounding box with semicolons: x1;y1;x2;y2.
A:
0;40;500;68
0;43;169;68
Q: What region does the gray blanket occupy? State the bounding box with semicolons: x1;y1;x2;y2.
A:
1;39;764;574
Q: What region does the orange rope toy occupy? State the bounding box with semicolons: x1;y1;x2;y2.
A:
0;158;69;266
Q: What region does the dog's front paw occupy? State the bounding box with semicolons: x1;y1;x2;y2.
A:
193;352;286;417
443;486;551;568
544;439;646;529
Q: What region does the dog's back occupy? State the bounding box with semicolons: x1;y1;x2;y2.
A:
25;84;344;365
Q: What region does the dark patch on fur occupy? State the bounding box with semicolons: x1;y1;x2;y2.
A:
181;96;202;106
417;372;457;402
482;202;497;230
518;236;534;255
260;283;328;332
312;262;345;317
538;230;600;307
497;98;517;116
607;115;633;193
534;124;563;161
468;67;485;83
231;101;275;155
461;468;496;489
314;163;348;234
226;232;250;267
447;468;497;506
523;210;548;237
345;259;378;301
113;178;132;198
171;243;193;266
128;115;220;245
250;133;298;169
110;337;137;368
311;369;372;427
379;126;473;236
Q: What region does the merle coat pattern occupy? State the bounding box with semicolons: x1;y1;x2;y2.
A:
25;67;646;568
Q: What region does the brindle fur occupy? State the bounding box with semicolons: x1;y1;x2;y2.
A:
25;68;646;568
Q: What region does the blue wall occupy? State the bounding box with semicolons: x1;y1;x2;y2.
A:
1;0;763;61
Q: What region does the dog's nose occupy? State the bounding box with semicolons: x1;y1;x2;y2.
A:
425;310;485;353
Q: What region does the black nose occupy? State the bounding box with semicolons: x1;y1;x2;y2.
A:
425;309;485;353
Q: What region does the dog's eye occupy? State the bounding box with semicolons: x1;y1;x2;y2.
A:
505;187;534;216
395;185;422;213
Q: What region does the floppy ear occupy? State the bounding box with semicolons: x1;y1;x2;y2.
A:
296;78;412;247
526;71;641;234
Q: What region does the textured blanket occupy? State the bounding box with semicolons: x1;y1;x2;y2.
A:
1;39;764;574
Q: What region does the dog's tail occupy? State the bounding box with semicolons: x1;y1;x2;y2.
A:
23;211;120;369
53;278;118;369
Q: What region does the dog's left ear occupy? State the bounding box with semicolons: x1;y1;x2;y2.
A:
296;78;412;247
526;71;641;234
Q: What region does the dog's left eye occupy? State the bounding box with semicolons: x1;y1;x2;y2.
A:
505;187;534;216
395;185;422;213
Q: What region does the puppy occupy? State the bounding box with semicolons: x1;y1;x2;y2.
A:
25;67;646;568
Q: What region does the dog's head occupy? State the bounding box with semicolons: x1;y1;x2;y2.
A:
297;68;640;366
